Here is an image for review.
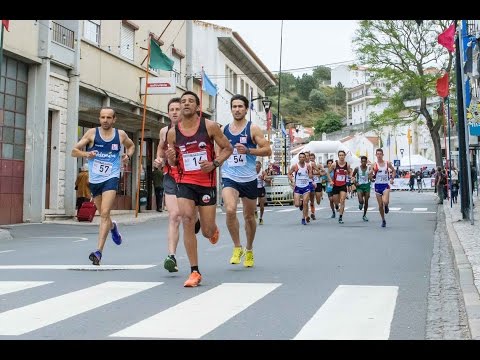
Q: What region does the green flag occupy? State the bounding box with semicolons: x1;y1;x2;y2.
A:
149;38;173;71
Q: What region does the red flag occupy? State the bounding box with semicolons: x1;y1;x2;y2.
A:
436;72;449;98
2;20;9;31
438;24;455;52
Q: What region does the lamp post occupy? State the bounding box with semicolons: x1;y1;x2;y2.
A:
400;148;404;158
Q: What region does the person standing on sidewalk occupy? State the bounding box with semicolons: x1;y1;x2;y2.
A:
166;91;233;287
152;167;164;212
154;97;201;274
71;107;135;265
75;164;91;211
221;94;272;267
435;166;445;204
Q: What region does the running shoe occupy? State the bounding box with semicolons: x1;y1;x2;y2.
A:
306;216;310;223
230;247;244;264
259;218;264;225
111;221;122;245
209;226;219;245
359;203;363;210
311;213;316;220
89;250;102;266
163;255;178;272
362;215;369;222
243;250;254;267
385;205;389;214
331;212;336;218
338;217;344;224
381;220;386;227
301;218;306;225
184;271;202;287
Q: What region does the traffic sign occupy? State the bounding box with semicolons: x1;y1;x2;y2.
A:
394;160;400;167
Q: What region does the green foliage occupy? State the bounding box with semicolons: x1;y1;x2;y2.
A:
353;20;454;165
297;74;317;100
309;89;328;110
333;83;346;106
312;66;331;82
314;112;344;135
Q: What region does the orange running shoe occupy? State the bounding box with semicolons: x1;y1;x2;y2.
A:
184;271;202;287
209;226;219;245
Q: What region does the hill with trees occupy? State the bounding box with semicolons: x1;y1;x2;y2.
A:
265;66;346;136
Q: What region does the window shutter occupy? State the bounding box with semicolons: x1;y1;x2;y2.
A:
120;24;134;61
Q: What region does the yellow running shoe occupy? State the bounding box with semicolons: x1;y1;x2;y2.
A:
244;250;254;267
230;247;244;264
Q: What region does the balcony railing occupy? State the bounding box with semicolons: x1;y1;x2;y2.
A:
52;22;75;49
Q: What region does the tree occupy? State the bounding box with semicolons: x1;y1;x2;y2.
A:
334;82;346;106
312;66;331;84
309;89;328;110
353;20;453;166
297;73;317;100
314;112;344;135
265;73;297;97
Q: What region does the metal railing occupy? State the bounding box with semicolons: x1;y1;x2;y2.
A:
52;22;75;49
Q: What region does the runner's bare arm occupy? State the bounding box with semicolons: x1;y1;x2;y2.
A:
250;124;272;157
71;128;96;159
166;126;177;166
154;127;167;168
119;130;135;163
206;120;233;166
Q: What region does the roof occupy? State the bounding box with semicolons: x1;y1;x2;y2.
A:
366;136;379;146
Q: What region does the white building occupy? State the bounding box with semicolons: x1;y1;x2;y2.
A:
192;21;277;128
330;64;367;89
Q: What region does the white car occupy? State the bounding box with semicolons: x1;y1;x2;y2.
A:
265;175;294;206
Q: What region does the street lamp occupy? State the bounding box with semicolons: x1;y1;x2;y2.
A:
400;148;404;157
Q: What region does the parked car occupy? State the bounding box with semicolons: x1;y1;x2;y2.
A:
265;175;294;206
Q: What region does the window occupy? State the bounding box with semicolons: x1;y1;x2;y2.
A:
0;56;28;160
120;23;134;61
240;79;245;96
225;65;237;93
83;20;100;45
172;54;182;86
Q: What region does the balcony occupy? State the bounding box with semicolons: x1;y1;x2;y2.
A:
50;20;79;68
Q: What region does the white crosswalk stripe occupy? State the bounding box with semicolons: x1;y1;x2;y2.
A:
413;208;428;211
0;281;399;339
294;285;398;340
110;282;281;339
0;281;52;296
0;281;161;336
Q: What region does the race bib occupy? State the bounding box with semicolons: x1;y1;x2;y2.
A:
377;174;388;183
336;174;345;182
359;175;369;184
227;149;247;167
183;150;207;172
92;159;113;176
313;176;320;183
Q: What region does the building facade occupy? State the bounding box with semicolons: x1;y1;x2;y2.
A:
192;21;277;129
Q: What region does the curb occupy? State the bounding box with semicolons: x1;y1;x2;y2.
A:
0;229;12;241
443;204;480;340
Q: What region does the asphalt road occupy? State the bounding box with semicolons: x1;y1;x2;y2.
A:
0;191;469;339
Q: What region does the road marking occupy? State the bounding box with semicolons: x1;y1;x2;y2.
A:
263;209;273;212
413;208;428;211
367;207;375;211
28;237;88;240
388;207;401;211
294;285;398;340
0;250;15;254
73;239;88;242
0;281;52;296
345;210;435;214
110;282;281;339
277;208;298;212
0;265;156;270
0;281;162;336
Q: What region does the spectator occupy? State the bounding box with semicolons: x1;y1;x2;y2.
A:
152;167;164;212
75;164;91;210
416;170;423;193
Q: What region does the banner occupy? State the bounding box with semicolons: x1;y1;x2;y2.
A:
140;76;176;95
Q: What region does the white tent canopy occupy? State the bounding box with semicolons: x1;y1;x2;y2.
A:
398;154;436;170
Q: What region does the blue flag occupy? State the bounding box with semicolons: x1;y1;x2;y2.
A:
202;70;217;97
386;133;390;146
281;119;287;138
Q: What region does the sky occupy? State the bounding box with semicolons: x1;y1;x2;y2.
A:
203;20;360;76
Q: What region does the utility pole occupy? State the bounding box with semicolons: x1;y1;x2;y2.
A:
455;20;473;221
186;20;193;90
277;20;285;174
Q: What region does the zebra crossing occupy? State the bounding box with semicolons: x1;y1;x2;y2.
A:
0;280;399;339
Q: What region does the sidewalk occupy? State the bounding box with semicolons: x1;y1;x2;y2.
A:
443;193;480;339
